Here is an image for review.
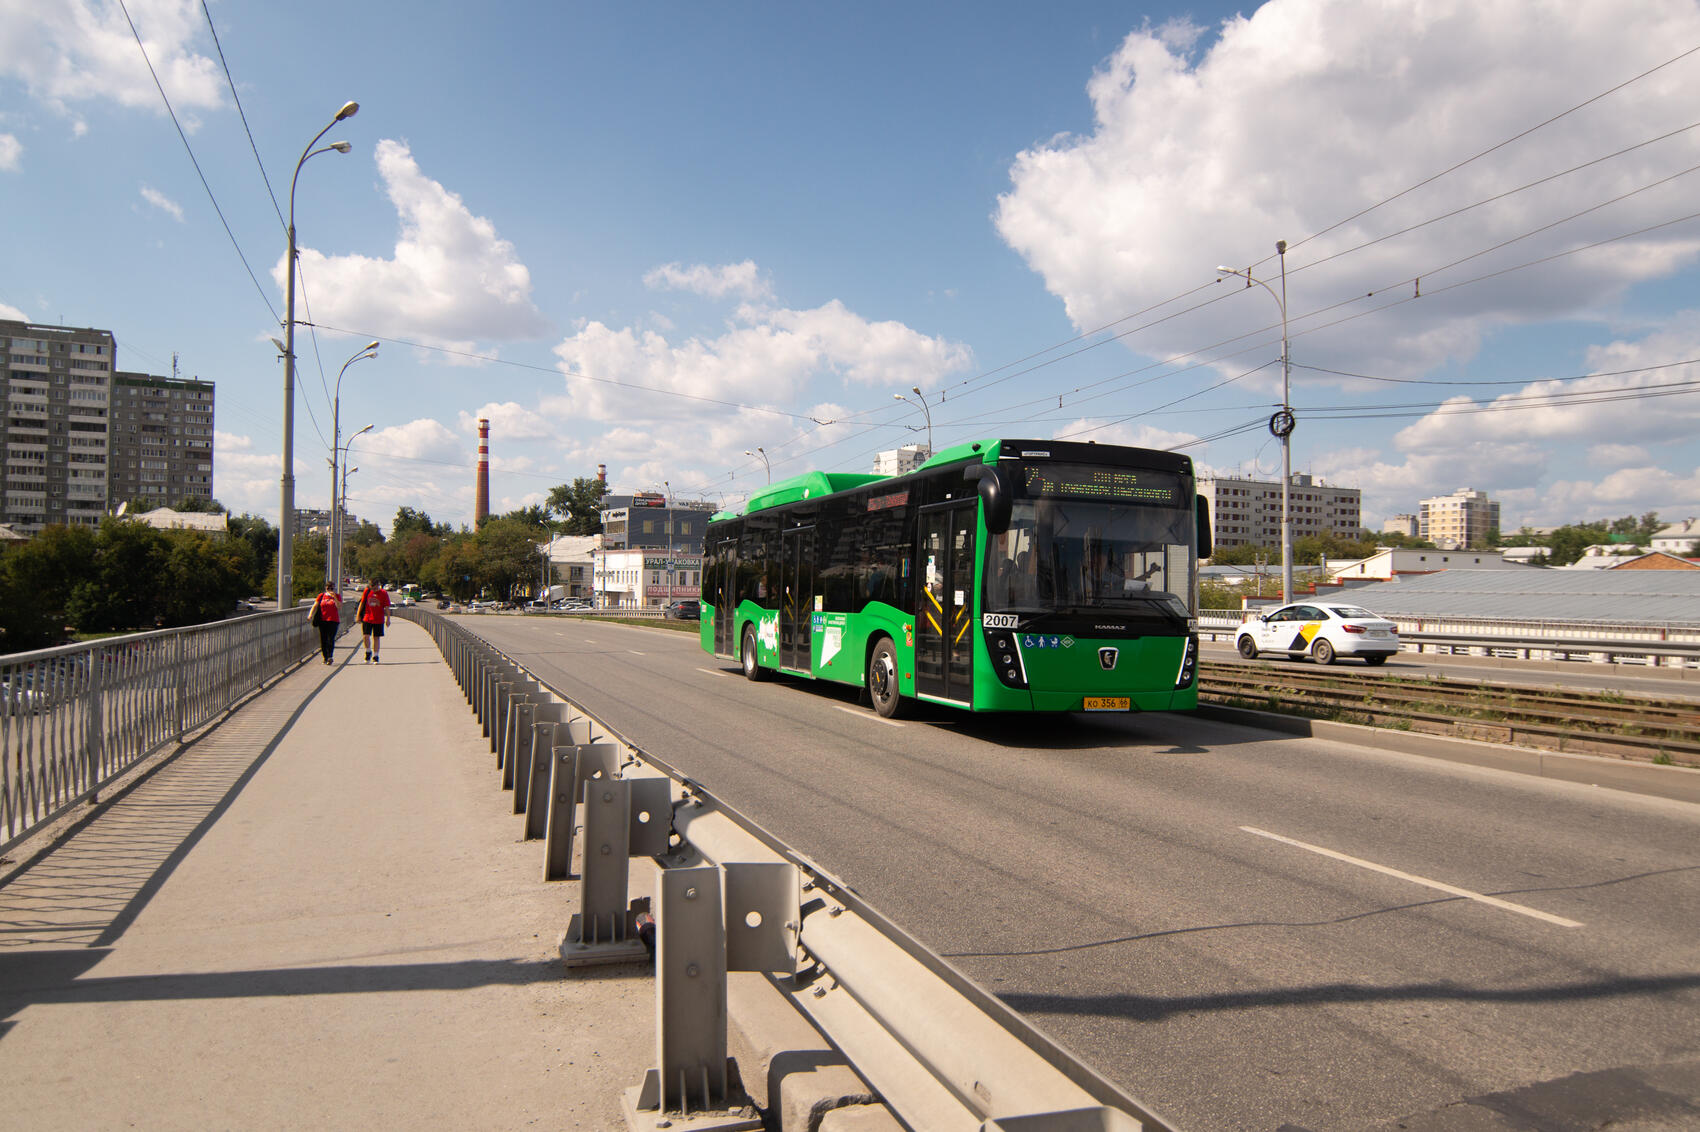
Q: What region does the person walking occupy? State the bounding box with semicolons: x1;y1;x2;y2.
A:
310;586;341;665
356;582;392;662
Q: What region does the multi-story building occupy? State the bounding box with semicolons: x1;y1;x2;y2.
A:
1418;488;1499;549
873;445;929;476
1198;473;1362;552
108;371;215;510
599;493;712;554
591;547;702;609
293;507;356;539
1;321;115;533
1382;514;1419;538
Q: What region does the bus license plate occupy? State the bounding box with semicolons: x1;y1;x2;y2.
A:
1083;696;1130;711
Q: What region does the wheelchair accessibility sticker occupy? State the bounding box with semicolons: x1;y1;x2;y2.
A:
1020;634;1075;650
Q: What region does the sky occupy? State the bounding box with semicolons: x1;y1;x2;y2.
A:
3;0;1700;536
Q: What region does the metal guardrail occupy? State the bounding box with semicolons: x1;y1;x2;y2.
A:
1195;613;1700;668
1;605;335;854
400;606;1171;1132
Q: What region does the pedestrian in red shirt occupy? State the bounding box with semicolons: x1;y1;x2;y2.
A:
310;587;341;665
356;582;392;662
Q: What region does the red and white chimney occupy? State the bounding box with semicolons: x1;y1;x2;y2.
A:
475;418;490;524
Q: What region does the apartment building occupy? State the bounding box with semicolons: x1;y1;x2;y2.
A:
1418;487;1499;549
599;493;713;554
1;321;115;533
108;371;215;509
1198;473;1362;551
873;445;929;476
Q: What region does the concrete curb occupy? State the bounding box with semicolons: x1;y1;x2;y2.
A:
1196;704;1700;805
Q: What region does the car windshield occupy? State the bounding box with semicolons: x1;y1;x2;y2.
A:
983;499;1194;619
1328;606;1376;618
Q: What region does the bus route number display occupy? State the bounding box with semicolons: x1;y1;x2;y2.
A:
1021;464;1182;505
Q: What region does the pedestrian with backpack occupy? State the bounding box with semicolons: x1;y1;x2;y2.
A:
356;582;392;662
310;587;341;665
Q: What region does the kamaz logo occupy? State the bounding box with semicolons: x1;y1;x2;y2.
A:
1098;647;1118;670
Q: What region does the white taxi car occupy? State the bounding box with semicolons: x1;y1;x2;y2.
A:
1235;602;1400;666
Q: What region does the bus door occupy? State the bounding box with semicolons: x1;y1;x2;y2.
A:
712;538;735;656
915;503;976;703
780;526;815;671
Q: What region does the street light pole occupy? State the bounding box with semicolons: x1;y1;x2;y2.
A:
663;479;673;608
277;99;359;609
331;423;372;591
326;342;379;590
1217;240;1294;604
893;387;934;455
744;447;770;483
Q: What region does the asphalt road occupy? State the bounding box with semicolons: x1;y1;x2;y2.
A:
459;614;1700;1131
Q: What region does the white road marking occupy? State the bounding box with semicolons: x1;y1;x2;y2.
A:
695;667;728;677
627;650;646;656
836;705;901;727
1240;826;1583;928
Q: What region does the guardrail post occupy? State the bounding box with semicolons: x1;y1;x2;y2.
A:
622;866;760;1130
508;699;536;806
526;705;572;840
175;631;187;741
543;745;579;881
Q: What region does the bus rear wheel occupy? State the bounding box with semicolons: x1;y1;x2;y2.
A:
868;638;902;719
741;626;767;681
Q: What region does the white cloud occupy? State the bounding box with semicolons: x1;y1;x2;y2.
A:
285;140;548;349
0;134;20;171
995;0;1700;383
0;300;27;321
458;402;553;442
644;260;773;301
0;0;223;123
1311;314;1700;525
140;184;182;221
552;297;973;422
363;417;463;466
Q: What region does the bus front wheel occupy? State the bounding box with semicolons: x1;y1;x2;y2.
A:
868;638;902;719
741;626;767;681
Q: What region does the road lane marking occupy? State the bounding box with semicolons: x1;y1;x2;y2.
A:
696;667;730;677
627;650;646;656
836;705;901;727
1240;826;1583;928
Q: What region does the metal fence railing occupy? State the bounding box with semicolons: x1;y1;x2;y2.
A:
1;606;332;854
399;605;1172;1131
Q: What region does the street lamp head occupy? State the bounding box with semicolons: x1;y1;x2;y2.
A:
893;393;907;402
329;141;352;154
269;337;287;355
1215;266;1235;275
353;424;374;438
363;340;380;352
335;101;359;121
911;385;923;397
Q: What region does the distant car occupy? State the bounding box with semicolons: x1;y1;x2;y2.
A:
1235;602;1399;665
662;599;700;621
437;599;451;610
467;600;486;613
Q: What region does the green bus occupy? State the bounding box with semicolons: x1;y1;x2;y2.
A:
700;437;1212;717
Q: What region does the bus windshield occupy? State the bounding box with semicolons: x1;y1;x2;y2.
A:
984;498;1194;619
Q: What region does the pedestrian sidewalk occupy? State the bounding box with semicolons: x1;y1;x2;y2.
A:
0;620;653;1130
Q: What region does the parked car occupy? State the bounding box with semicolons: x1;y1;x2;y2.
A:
467;600;486;613
436;599;451;610
662;599;700;621
1234;602;1400;665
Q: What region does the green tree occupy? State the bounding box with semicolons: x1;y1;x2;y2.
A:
1544;522;1612;566
0;525;96;651
474;518;546;601
546;477;608;535
392;507;450;540
66;519;169;632
501;504;551;532
159;531;252;626
173;496;226;513
435;535;482;601
227;514;276;594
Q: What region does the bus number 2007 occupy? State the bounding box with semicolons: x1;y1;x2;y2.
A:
982;614;1021;629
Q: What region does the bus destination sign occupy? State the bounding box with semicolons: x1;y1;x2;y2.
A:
1021;463;1183;506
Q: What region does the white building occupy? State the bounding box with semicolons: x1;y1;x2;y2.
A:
1327;546;1530;580
592;547;703;609
1418;488;1499;549
1381;514;1418;538
873;445;929;477
1199;473;1362;551
542;534;600;600
1650;518;1700;556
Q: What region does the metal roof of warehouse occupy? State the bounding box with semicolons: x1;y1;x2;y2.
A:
1333;569;1700;627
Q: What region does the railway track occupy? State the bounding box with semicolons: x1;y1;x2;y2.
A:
1198;660;1700;767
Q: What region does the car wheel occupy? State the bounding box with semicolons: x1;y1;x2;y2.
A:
1364;654;1387;666
868;637;902;719
1312;638;1336;665
741;626;767;681
1236;634;1258;660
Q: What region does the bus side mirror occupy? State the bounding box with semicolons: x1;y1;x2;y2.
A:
1196;497;1213;559
964;464;1012;533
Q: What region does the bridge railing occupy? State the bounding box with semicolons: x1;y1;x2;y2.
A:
401;606;1172;1132
1;606;327;854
